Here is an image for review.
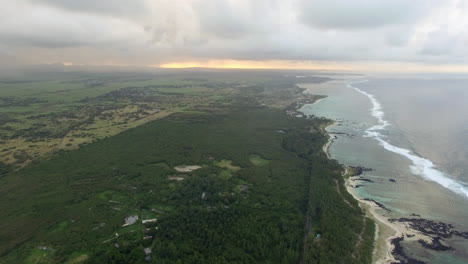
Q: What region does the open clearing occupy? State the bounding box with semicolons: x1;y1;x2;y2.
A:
214;159;241;171
174;165;202;172
249;155;271;166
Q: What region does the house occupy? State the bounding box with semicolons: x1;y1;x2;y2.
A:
142;218;157;224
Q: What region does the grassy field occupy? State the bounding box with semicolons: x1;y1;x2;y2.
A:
249;154;271;166
0;70;373;264
0;71;266;170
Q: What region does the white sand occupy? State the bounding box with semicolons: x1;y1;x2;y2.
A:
174;165;202;172
321;122;336;159
168;176;185;181
345;176;436;264
320;122;431;263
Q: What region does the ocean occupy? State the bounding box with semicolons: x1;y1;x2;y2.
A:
299;76;468;263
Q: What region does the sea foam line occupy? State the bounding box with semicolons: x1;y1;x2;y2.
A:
348;80;468;199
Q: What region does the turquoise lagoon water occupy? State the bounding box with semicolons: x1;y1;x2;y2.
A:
299;77;468;263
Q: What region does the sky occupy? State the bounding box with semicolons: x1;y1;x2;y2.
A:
1;0;468;72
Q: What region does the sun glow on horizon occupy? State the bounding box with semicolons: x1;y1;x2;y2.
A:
158;59;468;73
158;60;350;71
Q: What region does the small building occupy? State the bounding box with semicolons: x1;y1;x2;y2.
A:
315;233;322;240
122;215;138;227
142;218;157;225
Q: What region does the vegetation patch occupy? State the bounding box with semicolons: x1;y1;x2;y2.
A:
119;222;142;234
219;170;233;180
24;247;54;264
141;209;158;220
50;220;70;233
97;190;130;204
249;154;271;166
214;159;241;171
0;72;372;264
65;252;90;264
150;204;175;213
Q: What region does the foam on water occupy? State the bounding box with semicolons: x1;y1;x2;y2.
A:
349;80;468;199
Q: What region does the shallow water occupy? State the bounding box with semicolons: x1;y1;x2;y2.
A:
299;77;468;263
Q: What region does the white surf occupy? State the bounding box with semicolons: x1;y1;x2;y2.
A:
349;80;468;199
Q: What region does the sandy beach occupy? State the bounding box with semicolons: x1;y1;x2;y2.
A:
345;179;441;264
344;178;398;264
320;121;394;263
321;125;335;160
301;79;468;264
312;85;401;263
322;124;437;264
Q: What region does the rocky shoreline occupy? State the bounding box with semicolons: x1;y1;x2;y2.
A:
349;175;468;264
296;87;468;264
363;198;391;212
349;165;374;176
285;92;326;118
338;155;468;264
389;218;468;240
390;236;426;264
388;217;468;264
385;215;468;264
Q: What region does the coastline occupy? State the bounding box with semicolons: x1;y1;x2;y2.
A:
344;177;399;264
321;124;335;160
321;121;399;264
321;122;442;264
298;83;402;263
299;81;468;264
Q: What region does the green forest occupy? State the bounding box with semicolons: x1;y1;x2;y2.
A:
0;72;374;264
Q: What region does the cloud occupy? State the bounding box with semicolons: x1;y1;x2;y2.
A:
195;0;251;39
32;0;148;18
0;1;149;49
0;0;468;69
298;0;438;30
194;0;284;39
421;29;458;56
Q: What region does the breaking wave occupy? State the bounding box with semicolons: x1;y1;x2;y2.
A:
349;80;468;199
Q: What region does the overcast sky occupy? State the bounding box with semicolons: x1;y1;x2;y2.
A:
1;0;468;71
